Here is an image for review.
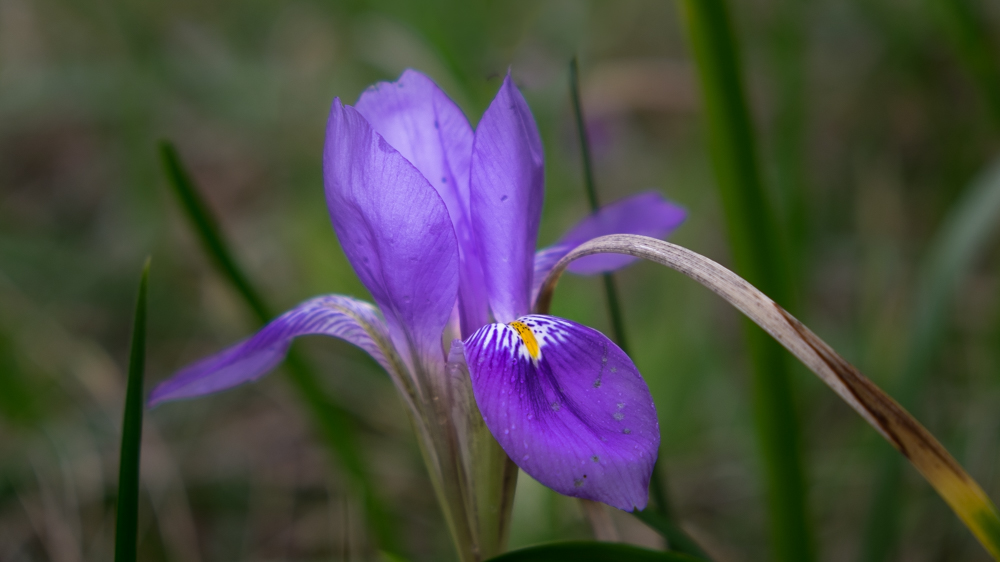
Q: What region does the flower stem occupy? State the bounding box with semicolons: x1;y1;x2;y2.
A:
570;58;707;557
676;2;813;560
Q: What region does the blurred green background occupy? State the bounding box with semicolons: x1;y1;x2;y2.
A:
2;0;1000;560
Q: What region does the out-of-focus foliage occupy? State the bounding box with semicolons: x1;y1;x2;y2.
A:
1;0;999;560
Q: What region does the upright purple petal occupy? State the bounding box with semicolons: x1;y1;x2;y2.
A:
463;315;659;511
149;296;396;406
324;101;459;368
353;69;489;337
470;73;544;323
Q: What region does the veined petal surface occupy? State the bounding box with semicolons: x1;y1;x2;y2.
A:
149;296;395;406
324;101;459;368
463;315;659;511
354;69;489;336
532;192;686;301
470;73;544;323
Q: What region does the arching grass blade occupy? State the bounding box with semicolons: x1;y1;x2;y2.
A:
115;257;150;562
537;234;1000;560
863;157;1000;561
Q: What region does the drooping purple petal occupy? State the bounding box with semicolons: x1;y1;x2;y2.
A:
470;72;544;323
324;100;459;368
533;192;686;295
463;315;659;511
149;296;395;406
353;69;489;337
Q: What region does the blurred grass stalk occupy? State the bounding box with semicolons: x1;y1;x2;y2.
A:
677;1;814;561
158;142;399;556
768;0;808;290
569;57;710;559
115;258;149;562
863;158;1000;561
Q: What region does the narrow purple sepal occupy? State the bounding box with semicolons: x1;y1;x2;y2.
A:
534;191;686;287
463;315;659;511
353;69;489;337
148;296;393;406
470;72;544;323
324;100;459;367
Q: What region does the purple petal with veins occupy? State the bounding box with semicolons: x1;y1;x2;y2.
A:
149;296;393;406
470;72;544;323
462;315;659;511
354;70;489;336
324;100;459;369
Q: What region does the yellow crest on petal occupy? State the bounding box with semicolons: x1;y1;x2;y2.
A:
509;320;540;361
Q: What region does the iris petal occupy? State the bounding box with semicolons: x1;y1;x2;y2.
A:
462;315;659;511
324;100;459;369
532;192;686;302
149;296;397;406
470;72;544;323
353;69;489;336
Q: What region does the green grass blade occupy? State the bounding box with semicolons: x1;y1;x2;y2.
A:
633;509;713;560
767;0;808;290
485;541;705;562
115;257;150;562
568;57;631;354
863;157;1000;561
159;141;270;323
158;140;399;555
677;2;812;561
570;58;707;555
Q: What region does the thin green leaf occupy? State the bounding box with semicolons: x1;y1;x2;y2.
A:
158;141;400;555
571;57;706;555
633;509;712;560
863;157;1000;561
115;257;150;562
485;541;705;562
677;2;812;560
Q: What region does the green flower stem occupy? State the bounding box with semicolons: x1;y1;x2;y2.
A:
115;258;150;562
570;58;709;557
158;141;399;556
677;2;813;561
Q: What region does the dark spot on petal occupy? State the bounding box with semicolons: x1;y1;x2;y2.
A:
623;428;631;434
573;475;588;488
613;412;624;421
551;401;560;412
593;379;601;388
591;456;599;463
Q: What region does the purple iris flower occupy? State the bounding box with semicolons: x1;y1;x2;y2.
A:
151;70;684;518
